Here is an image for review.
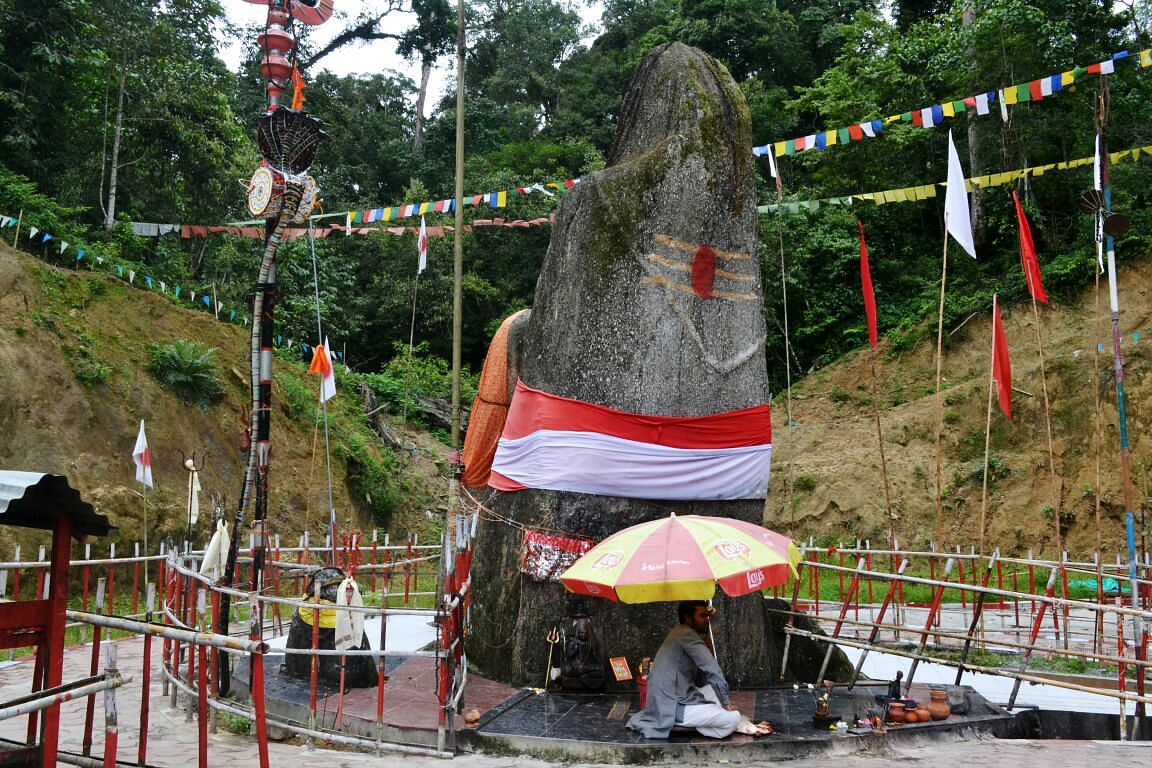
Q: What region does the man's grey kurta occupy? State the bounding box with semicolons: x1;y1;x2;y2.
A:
626;624;731;739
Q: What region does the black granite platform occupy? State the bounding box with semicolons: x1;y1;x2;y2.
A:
461;682;1019;762
230;652;1019;761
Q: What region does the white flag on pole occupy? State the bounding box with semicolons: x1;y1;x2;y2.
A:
133;419;154;488
418;215;428;274
1093;134;1102;191
945;130;977;258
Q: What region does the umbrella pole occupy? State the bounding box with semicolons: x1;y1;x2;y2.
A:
705;600;718;659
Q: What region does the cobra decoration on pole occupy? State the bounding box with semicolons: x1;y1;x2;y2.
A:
217;0;333;695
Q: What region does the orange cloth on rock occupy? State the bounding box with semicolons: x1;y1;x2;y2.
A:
461;309;528;487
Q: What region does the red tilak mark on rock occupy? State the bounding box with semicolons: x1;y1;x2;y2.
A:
691;245;717;298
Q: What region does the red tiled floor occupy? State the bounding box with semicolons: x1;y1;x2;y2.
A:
318;656;518;732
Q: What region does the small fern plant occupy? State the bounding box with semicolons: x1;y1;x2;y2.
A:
148;340;224;410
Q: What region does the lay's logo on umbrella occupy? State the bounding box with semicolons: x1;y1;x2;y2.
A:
746;570;765;590
592;551;625;570
714;539;751;561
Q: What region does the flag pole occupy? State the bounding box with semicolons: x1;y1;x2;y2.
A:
306;221;338;568
142;483;149;587
979;297;998;555
858;219;896;555
402;272;421;426
1092;239;1106;655
1029;280;1060;550
933;229;949;550
776;207;796;538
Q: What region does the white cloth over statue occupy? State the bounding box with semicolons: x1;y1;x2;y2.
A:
333;576;364;651
198;520;230;579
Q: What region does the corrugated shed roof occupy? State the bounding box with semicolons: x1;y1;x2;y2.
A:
0;471;115;540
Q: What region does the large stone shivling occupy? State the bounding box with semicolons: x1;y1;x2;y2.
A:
466;43;844;688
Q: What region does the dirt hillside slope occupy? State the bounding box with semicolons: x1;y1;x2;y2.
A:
0;243;447;558
765;255;1152;559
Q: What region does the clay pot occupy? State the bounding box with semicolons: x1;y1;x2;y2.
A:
915;706;931;722
927;690;951;721
887;702;906;723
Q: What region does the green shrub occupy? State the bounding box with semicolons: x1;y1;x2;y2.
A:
793;474;817;492
148;340;224;410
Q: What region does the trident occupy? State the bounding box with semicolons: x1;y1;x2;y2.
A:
543;626;561;690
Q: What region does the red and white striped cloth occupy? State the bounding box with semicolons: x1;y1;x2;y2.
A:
490;381;772;500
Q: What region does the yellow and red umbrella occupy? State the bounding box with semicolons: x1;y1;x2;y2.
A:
559;513;801;604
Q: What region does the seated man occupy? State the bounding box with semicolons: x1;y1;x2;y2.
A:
627;600;742;739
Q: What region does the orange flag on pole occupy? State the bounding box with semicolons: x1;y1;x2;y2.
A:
992;295;1012;419
308;337;336;402
1012;190;1048;304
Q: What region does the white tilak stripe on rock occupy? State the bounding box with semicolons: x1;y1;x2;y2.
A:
491;430;772;500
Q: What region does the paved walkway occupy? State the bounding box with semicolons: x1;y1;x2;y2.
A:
0;637;1148;767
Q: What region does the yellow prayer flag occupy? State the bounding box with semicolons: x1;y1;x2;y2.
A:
774;141;786;157
418;202;432;215
1061;71;1075;85
496;191;507;207
942;101;955;118
1002;87;1018;106
1141;50;1152;67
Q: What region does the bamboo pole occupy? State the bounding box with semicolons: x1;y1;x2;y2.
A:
816;557;866;683
1026;259;1061;553
979;297;998;555
401;272;421;426
933;234;950;548
848;559;908;689
1008;567;1060;709
905;557;955;692
954;550;998;686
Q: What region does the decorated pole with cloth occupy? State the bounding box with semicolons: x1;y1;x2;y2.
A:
132;419;154;582
1095;79;1147;723
217;0;333;707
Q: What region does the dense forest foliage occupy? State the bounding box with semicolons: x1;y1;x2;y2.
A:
2;0;1152;394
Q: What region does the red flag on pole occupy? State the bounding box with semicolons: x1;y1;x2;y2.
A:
1012;190;1048;304
858;219;878;348
992;295;1012;419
